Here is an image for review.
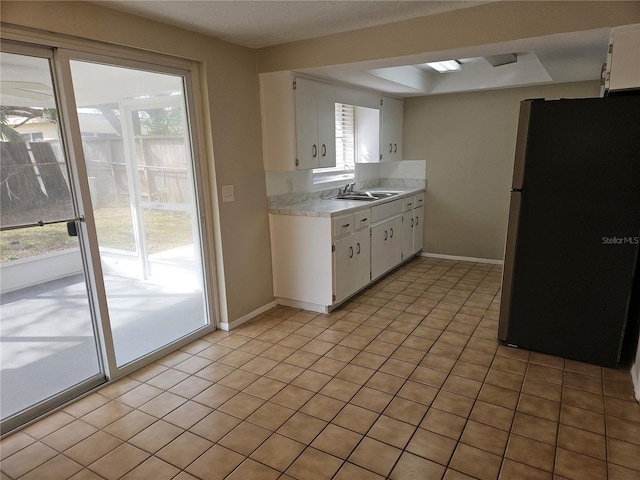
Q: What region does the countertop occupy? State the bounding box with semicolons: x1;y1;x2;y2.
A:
269;187;425;218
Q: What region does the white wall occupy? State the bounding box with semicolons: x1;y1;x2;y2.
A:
403;80;601;261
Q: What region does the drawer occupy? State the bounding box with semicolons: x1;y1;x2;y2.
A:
332;214;353;238
371;199;403;223
402;197;415;212
353;209;371;231
414;193;425;208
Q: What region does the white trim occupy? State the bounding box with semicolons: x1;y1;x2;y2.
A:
632;363;640;403
220;300;278;331
422;252;504;265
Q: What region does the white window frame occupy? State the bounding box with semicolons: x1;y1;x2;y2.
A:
313;103;355;184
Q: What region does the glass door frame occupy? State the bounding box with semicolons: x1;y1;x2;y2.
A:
1;35;220;433
56;47;220;377
0;41;108;435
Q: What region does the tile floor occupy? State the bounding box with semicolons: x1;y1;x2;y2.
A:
2;257;640;480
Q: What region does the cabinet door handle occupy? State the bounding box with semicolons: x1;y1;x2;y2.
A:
321;144;326;157
389;143;393;153
390;227;394;238
312;144;318;158
384;230;388;241
361;218;367;222
407;203;412;208
394;143;397;153
349;246;354;258
411;218;414;227
342;223;350;228
415;217;419;226
356;242;361;254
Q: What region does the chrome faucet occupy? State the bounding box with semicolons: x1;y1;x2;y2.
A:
338;183;356;196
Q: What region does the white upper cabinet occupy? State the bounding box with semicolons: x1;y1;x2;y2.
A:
295;77;336;169
380;96;403;162
260;71;335;171
605;24;640;94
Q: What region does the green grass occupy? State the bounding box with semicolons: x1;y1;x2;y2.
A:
1;206;194;263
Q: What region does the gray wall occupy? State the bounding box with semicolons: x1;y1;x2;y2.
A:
404;81;601;261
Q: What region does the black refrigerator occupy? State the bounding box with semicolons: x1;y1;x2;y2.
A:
498;96;640;367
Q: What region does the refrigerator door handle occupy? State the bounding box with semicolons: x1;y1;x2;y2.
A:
511;188;523;193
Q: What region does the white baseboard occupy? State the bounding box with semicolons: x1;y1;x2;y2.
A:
219;300;278;331
422;252;504;265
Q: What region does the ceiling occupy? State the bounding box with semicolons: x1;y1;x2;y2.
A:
93;1;490;49
91;1;611;96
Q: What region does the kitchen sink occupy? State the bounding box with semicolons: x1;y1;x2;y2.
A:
335;191;400;201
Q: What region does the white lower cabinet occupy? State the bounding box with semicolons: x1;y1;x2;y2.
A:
333;228;371;304
270;191;424;313
371;215;402;281
402;204;425;259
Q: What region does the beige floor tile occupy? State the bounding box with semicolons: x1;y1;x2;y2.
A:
470;400;515;431
98;377;141;399
286;447;344;480
505;434;555;472
163;400;213;429
318;377;361;401
240;356;280;376
348;436;402;477
250;433;305;471
517;393;560;422
117;383;165;408
291;370;333;392
379;358;416;378
406;427;456;465
156;431;212;469
193;361;236;382
120;456;180;480
0;431;35;460
63;393;110;419
63;431;122;466
389;451;446;480
186;445;245;480
608;463;640;480
103;410;156;440
365;371;405;395
334;462;385;480
299;393;346;421
511;412;558;445
605;416;640;445
607;437;640;471
499;459;552;479
265;362;305;382
367;415;415;449
333;404;379;434
167;376;213;399
351;386;394;413
246;401;295;431
449;443;502;480
137;392;186;418
19;454;83;480
146;368;190;390
0;441;57;478
384;396;429;425
460;420;509;456
192;383;237;409
217;369;260;390
218;421;271;456
432;390;475;418
277;412;327;444
558;424;606;460
23;411;75;439
218;392;265;419
128;420;184;454
555;447;607;480
88;443;148;480
190;410;241;442
270;385;315;409
421;408;466;440
226;458;280;480
311;424;362;459
41;420;98;452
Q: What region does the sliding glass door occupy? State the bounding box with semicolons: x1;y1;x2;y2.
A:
0;49;104;431
68;59;209;367
1;42;213;433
